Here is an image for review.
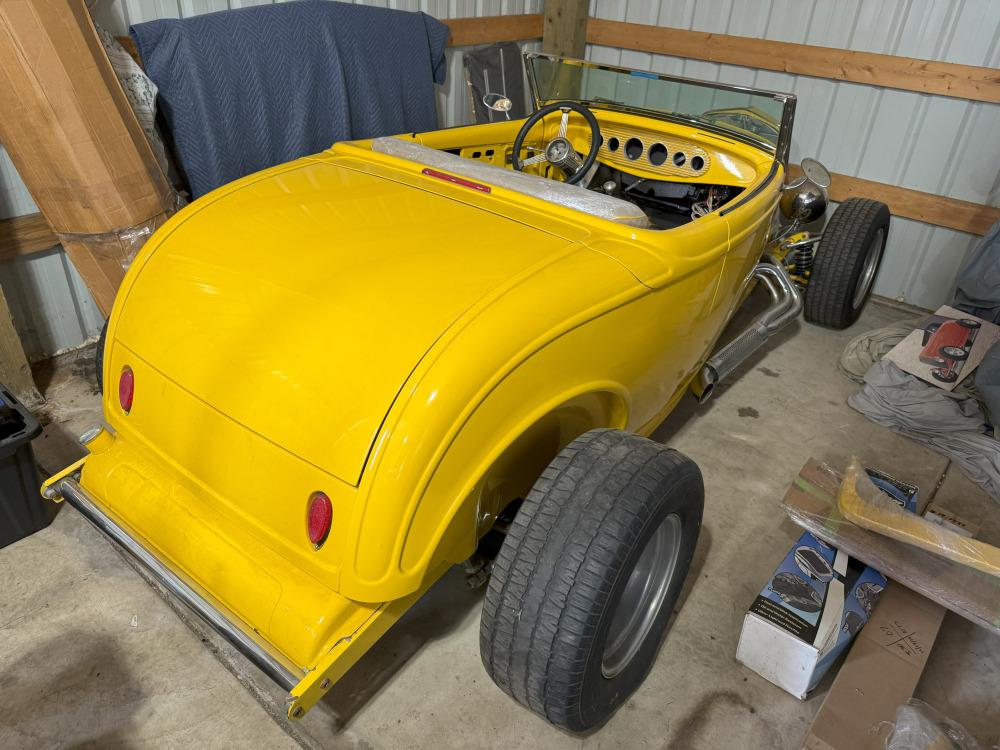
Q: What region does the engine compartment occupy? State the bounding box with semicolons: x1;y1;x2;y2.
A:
586;162;743;230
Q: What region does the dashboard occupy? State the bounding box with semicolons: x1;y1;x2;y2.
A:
600;124;711;180
589;115;763;187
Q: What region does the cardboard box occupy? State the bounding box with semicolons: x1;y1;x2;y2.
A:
781;459;1000;635
737;468;916;699
801;583;945;750
923;503;976;538
801;508;977;750
785;459;977;750
0;0;176;313
736;529;888;700
884;306;1000;391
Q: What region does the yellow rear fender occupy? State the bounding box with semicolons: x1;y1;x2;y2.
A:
406;384;631;586
336;246;642;602
341;234;732;602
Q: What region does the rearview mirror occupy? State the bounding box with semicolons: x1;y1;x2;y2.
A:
483;93;513;115
800;157;831;188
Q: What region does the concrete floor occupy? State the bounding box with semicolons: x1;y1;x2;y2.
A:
2;299;998;749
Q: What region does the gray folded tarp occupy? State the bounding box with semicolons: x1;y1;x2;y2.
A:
131;1;449;198
975;340;1000;426
838;318;921;384
953;218;1000;423
848;360;1000;500
954;219;1000;323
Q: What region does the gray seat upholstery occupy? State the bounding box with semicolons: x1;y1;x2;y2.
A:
371;137;651;229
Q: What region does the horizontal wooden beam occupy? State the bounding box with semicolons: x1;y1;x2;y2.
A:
0;213;58;263
586;18;1000;104
788;165;1000;235
446;14;543;47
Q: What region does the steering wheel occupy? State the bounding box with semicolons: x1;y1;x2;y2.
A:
511;101;601;185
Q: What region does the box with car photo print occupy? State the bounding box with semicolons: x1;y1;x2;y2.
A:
884;305;1000;390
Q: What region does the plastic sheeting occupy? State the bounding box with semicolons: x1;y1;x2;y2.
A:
781;458;1000;635
887;699;982;750
837;458;1000;579
372;137;651;228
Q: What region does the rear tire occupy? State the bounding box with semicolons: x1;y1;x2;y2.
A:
480;429;703;732
804;198;890;330
941;346;968;360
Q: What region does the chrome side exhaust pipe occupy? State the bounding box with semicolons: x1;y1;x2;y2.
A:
692;259;802;403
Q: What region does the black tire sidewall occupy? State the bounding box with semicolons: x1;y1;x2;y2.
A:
804;199;890;329
577;464;702;728
834;207;886;316
480;431;706;733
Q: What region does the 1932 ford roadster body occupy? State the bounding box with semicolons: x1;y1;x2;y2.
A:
44;54;890;731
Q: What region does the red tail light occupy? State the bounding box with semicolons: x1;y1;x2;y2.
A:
307;492;332;548
119;367;135;414
421;168;491;193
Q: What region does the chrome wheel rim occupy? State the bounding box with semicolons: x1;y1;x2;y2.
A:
602;513;682;678
852;228;884;309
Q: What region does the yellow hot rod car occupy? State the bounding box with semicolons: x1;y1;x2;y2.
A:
44;54;890;731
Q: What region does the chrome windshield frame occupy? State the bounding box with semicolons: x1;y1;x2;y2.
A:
524;52;796;165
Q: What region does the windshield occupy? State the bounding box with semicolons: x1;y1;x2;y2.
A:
525;53;794;159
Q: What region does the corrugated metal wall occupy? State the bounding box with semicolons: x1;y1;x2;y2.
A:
587;0;1000;310
0;0;540;359
4;0;995;359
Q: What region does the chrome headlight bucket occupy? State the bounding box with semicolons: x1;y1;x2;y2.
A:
779;157;831;223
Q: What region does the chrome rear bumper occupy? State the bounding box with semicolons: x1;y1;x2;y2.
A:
45;476;299;691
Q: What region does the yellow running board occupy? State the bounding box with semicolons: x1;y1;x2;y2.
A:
837;458;1000;579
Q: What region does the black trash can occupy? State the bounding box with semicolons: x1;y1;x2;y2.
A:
0;386;48;549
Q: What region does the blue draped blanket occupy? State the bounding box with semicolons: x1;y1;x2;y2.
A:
132;1;449;198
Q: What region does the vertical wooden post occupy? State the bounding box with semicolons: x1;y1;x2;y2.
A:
543;0;588;58
0;285;40;405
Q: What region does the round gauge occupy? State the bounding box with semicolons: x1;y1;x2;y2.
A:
624;137;643;160
607;136;620;152
690;155;705;171
672;152;686;167
648;143;668;166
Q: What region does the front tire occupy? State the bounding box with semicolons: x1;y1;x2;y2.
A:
480;429;703;732
804;198;890;330
931;368;958;383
